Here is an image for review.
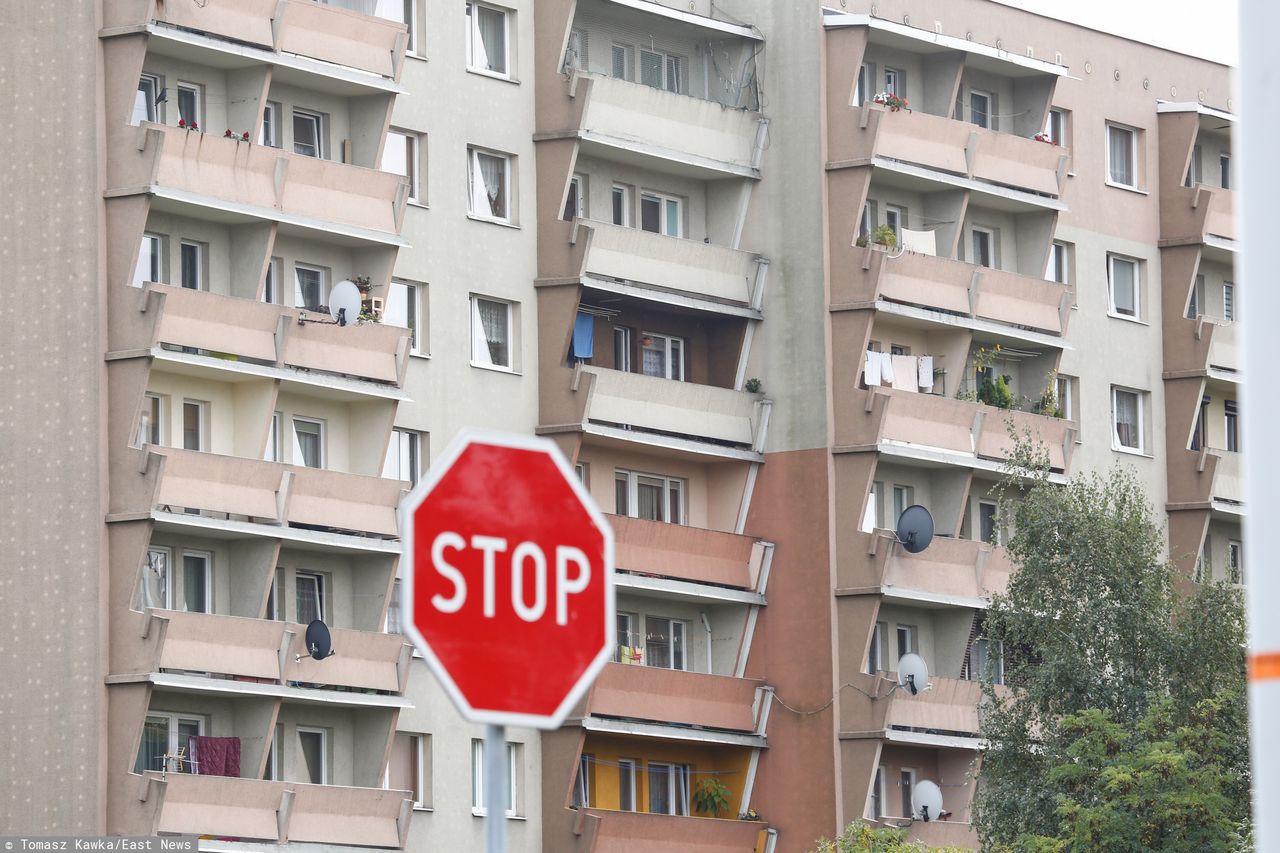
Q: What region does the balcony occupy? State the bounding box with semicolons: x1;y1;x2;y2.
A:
140;772;410;847
844;387;1075;473
838;672;983;736
837;530;1010;604
1207;320;1239;374
1161;184;1237;247
118;124;406;243
588;663;760;732
581;366;763;453
612;515;760;589
152;285;407;386
584;221;759;306
106;0;407;81
1213;451;1243;505
578;74;763;178
847;249;1069;336
139;446;403;538
840;106;1065;199
587;810;771;853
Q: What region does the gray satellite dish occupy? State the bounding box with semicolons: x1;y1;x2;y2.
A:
911;780;944;822
328;280;363;327
897;652;930;696
298;619;336;662
895;504;934;554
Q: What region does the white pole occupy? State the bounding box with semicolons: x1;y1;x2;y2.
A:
485;724;507;853
1240;2;1278;849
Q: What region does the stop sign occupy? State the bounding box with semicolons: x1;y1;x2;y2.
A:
399;431;614;729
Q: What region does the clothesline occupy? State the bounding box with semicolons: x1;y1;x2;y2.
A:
863;350;936;393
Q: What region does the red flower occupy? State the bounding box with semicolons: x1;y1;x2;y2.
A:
178;118;186;127
224;128;234;138
241;130;250;140
191;121;198;130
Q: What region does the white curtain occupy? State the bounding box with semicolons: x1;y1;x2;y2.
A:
140;550;168;609
1109;127;1132;185
861;489;877;533
1112;261;1135;314
474;5;503;73
675;766;690;816
131;87;151;126
1115;393;1138;448
472;299;508;366
470;152;505;219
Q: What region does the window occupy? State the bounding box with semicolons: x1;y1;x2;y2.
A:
391;733;430;808
1228;540;1243;584
979;501;998;545
263;257;282;304
868;766;886;819
853;61;873;107
141;393;163;446
468;148;511;222
293;418;325;469
1188;274;1205;319
133;233;162;288
134;712;204;774
615;611;638;663
179;241;204;291
970;227;994;268
872;480;885;528
611;43;634;81
177;83;201;128
640;48;684;94
1191;396;1209;452
1221;153;1231;190
295;264;328;312
896;624;915;666
861;481;879;533
867;621;887;673
471;739;517;815
264;723;282;780
1186;144;1202;187
571;753;592;808
883;67;904;98
615;470;685;524
611;184;632;226
1056;374;1076;421
1108;255;1139;318
859;202;874;240
384;428;424;486
968;89;992;129
264;412;282;462
640;331;685;380
386;280;424;354
471;296;513;369
466;2;509;76
574;461;589;485
1196;536;1212;584
647;762;690;816
640;192;682;237
293;110;324;158
385;578;402;633
260;101;281;148
397;0;419;53
183;551;211;614
970;635;1004;685
563;174;586;220
1225;400;1239;452
182;400;207;451
1106;123;1138;187
298;728;329;785
891;485;913;525
565;28;588;71
1046;241;1070;284
900;769;916;818
1112;387;1145;453
884;205;906;243
1046;108;1067;146
139;546;171;610
296;571;325;624
133;74;160;125
266;569;282;620
618;759;637;811
613;326;632;372
1223;282;1235;322
644;616;687;670
383;130;420;202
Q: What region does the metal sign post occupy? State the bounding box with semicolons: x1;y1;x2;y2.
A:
485;723;506;853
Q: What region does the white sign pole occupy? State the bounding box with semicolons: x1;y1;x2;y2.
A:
485;723;507;853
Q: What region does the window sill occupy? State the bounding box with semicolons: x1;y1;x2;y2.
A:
466;213;521;229
471;808;526;820
1112;446;1154;459
413;805;433;812
409;351;431;360
1104;180;1150;196
466;67;520;84
1106;311;1149;326
406;199;429;210
406;52;429;63
470;361;521;376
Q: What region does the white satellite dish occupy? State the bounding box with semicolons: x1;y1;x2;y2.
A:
911;779;944;822
897;652;930;696
328;280;363;327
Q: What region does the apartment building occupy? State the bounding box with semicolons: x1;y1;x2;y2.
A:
0;0;1235;852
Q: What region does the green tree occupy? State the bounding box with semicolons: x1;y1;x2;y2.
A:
809;823;969;853
973;433;1249;850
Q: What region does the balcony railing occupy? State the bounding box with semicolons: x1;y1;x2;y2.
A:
586;809;771;852
1213;450;1243;505
152;285;407;385
142;772;410;848
611;515;759;589
584;221;758;305
582;367;761;449
588;663;760;733
579;74;762;175
1162;184;1237;245
838;530;1011;603
838;672;983;737
1207;320;1239;373
146;447;403;537
105;0;406;80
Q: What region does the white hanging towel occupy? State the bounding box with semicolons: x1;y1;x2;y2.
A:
891;355;917;391
918;355;934;391
864;350;883;386
879;351;894;385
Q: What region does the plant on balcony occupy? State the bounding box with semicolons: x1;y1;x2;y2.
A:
224;128;251;142
1033;130;1054;144
692;775;732;818
358;307;382;324
811;824;968;852
744;377;763;394
738;808;761;821
855;223;898;250
177;118;199;132
978;374;1014;409
1033;370;1063;418
872;91;909;112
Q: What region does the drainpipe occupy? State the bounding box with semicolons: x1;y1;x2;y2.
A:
700;612;713;675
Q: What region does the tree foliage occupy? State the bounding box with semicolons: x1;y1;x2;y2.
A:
809;823;969;853
973;432;1249;850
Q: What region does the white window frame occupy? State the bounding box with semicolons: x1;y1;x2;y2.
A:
978;500;999;545
970;226;995;268
1220;153;1231;190
611;42;634;82
267;569;282;621
614;469;686;524
386;279;425;355
646;762;690;816
292;417;326;469
611;183;632;227
292;109;325;159
565;28;588;71
892;484;913;524
264;723;282;780
470;295;515;371
1223;282;1235;322
638;47;684;94
867;621;886;673
614;611;638;663
900;768;917;818
179;240;204;291
383;129;421;202
968;88;993;129
137;712;206;773
1228;540;1243;584
618;758;637;811
896;624;915;666
574;461;589;486
853;62;871;106
564;173;587;220
1106;122;1139;189
642;615;688;671
1056;374;1075;421
613;325;632;372
884;204;906;243
295;571;325;624
139;545;173;611
883;66;904;98
263;256;282;304
1225;401;1239;453
1111;386;1146;454
133;74;161;126
294;263;329;312
264;412;282;462
142;393;165;447
465;1;511;78
261;101;281;148
182;549;212;614
1188;273;1206;320
176;82;202;128
1107;254;1140;319
133;233;163;288
1046;108;1066;146
868;765;887;819
640;331;685;380
468;147;513;223
1186;143;1202;187
297;727;330;785
471;739;518;816
182;399;207;452
384;428;424;486
1046;240;1069;284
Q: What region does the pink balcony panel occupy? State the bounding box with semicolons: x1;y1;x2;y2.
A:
150;774;285;841
881;536;1008;602
285;318;405;385
275;0;404;79
879;253;973;316
971;129;1063;196
611;515;755;589
287;466;403;537
156;611;285;680
588;810;770;853
971;265;1067;334
153;286;279;363
871;109;972;175
589;663;759;732
153;448;282;521
286;625;405;692
289;783;409;848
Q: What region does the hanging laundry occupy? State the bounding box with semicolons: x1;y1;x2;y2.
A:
891;355;917;391
918;355;935;391
864;350;883;386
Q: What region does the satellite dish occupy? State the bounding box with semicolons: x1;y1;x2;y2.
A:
895;504;935;554
911;780;945;822
328;280;362;327
897;652;930;696
303;619;336;661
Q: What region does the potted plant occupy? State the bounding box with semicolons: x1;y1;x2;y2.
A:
1033;130;1054;144
872;91;909;112
692;775;732;818
855;223;898;250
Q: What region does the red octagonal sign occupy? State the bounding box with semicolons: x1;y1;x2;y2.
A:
399;431;614;729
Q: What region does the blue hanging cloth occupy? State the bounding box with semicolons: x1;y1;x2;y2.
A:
572;311;595;359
